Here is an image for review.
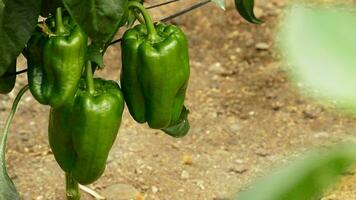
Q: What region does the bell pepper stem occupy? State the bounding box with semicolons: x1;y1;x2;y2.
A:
55;7;67;35
133;11;145;25
65;173;80;200
85;61;95;95
128;1;159;40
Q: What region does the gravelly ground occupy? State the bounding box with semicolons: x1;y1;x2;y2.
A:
1;0;356;199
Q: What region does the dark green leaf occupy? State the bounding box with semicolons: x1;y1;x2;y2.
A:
40;0;64;17
235;143;356;200
234;0;263;24
63;0;128;44
87;43;104;67
0;0;41;76
161;106;190;138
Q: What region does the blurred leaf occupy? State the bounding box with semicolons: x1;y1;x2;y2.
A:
234;0;263;24
279;5;356;114
212;0;225;10
235;142;356;200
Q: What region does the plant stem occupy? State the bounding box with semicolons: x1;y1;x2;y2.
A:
66;173;80;200
0;85;29;166
56;7;66;35
85;61;95;95
128;1;159;41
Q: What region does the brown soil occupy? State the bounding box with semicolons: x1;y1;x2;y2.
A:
1;0;356;199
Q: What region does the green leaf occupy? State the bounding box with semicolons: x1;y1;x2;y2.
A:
0;0;41;76
40;0;64;17
161;106;190;138
234;0;263;24
63;0;128;45
87;43;104;67
212;0;225;10
279;5;356;114
235;142;356;200
0;85;29;200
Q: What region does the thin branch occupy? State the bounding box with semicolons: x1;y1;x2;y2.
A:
160;0;211;22
109;0;211;46
2;69;27;78
146;0;180;9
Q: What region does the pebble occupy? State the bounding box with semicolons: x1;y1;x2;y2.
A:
313;132;329;138
181;170;190;180
209;62;226;75
151;186;159;193
36;196;44;200
229;123;240;132
255;148;270;157
101;184;140;200
196;180;205;190
256;42;270;50
182;154;193;165
228;166;248;174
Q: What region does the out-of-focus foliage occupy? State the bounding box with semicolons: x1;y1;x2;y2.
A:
278;5;356;114
235;142;356;200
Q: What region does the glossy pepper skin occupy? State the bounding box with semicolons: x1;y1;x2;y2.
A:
0;60;16;94
26;8;87;108
49;78;124;184
121;2;190;129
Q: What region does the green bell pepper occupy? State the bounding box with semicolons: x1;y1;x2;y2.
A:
121;2;190;132
49;63;124;184
0;60;16;94
26;8;87;108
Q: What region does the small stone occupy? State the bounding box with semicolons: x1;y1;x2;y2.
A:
254;7;264;18
25;96;32;102
101;184;140;200
303;107;318;119
196;180;205;190
271;101;283;111
182;155;193;165
234;159;244;164
313;132;329;138
151;186;159;193
256;42;269;50
256;148;269;157
36;196;43;200
209;62;226;74
228;166;248;174
181;170;190;180
229;123;240;132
